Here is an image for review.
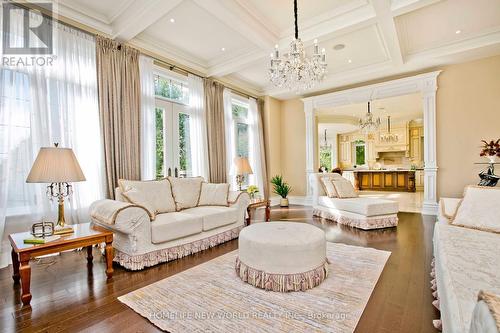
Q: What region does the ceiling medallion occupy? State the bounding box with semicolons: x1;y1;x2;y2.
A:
268;0;327;91
359;101;381;134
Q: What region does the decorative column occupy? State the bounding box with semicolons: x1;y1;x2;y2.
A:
304;100;315;198
421;76;439;215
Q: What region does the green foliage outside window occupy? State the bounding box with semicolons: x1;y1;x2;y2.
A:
154;75;186;102
155;108;164;179
355;140;366;166
179;113;191;176
232;104;248;119
236;123;249;158
320;148;332;171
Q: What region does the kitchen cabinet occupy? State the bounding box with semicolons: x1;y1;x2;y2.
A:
354;170;416;192
338;134;351;168
409;126;424;164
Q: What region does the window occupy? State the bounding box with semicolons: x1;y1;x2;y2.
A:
154;74;188;104
153;71;191;178
232;99;250;186
354;140;366;166
155;107;165;179
320;147;332;171
232;101;249;159
178;113;191;177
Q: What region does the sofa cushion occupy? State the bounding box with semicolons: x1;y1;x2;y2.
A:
318;196;398;216
452;186;500;233
151;212;203;244
332;179;358;198
198;183;230;206
168;176;204;211
119;179;176;216
184;206;238;231
320;177;338;198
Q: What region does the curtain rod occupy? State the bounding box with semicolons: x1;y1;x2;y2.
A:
20;2;260;100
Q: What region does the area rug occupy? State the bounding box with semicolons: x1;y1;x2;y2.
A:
119;243;390;333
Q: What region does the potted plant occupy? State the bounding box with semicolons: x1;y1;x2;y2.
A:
246;185;259;200
271;175;292;207
480;139;500;163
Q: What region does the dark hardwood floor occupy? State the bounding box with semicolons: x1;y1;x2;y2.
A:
0;206;439;333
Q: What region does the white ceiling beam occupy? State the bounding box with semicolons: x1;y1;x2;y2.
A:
112;0;183;41
371;0;404;66
207;1;376;79
390;0;442;16
207;50;266;77
192;0;277;51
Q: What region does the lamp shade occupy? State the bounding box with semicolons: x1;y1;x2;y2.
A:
234;157;253;175
26;147;86;183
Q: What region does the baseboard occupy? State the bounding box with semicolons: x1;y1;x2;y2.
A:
270;196;312;207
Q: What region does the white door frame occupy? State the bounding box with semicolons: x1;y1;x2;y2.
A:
302;71;441;215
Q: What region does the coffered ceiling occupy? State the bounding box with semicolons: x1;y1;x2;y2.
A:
54;0;500;99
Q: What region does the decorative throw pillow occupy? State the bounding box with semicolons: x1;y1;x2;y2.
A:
320;177;337;198
119;179;176;217
451;186;500;233
198;183;230;206
331;179;358;198
120;188;156;220
168;176;204;211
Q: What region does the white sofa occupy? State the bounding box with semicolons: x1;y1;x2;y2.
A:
433;197;500;333
310;173;399;230
90;185;250;270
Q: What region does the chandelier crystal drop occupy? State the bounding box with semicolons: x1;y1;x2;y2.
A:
359;101;381;134
268;0;327;91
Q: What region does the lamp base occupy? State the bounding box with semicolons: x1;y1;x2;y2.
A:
53;225;74;235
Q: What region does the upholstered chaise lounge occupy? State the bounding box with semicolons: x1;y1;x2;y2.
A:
89;178;250;270
310;173;399;230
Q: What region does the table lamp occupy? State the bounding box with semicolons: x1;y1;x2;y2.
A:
234;156;253;191
26;144;86;234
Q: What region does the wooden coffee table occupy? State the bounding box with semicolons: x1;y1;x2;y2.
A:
246;199;271;225
9;223;113;306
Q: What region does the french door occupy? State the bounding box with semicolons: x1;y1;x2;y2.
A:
155;99;192;179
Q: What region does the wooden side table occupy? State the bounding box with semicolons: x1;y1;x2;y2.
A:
9;223;114;306
246;199;271;225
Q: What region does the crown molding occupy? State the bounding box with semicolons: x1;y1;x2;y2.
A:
129;35;208;75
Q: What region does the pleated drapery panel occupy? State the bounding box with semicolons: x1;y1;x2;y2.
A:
96;36;141;198
258;98;269;199
204;79;227;183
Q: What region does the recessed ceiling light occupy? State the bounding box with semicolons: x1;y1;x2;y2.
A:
221;47;226;52
348;59;352;63
170;18;175;23
455;29;461;34
333;44;345;51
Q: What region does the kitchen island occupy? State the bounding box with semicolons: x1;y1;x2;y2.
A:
344;170;416;192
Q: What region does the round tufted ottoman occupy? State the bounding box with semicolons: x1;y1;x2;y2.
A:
235;222;328;292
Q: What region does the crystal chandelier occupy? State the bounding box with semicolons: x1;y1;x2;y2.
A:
268;0;327;91
359;101;381;134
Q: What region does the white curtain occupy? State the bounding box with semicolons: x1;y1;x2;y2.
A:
187;74;209;180
223;88;237;189
0;13;104;267
248;97;265;197
139;55;156;180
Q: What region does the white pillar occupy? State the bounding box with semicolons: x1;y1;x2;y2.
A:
304;101;315;197
331;133;338;169
422;80;439;215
